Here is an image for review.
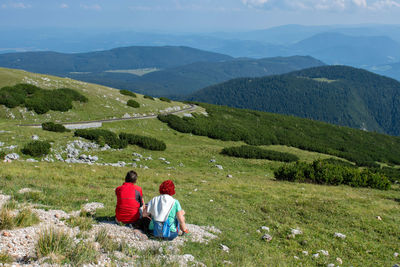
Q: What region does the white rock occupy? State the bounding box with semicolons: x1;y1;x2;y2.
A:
312;253;319;258
261;226;270;232
210;159;216;163
336;257;343;264
294;256;299;260
133;152;143;158
31;135;39;140
291;228;302;235
327;264;335;267
209;199;214;202
159;157;166;161
334;232;346;239
227;174;233;178
262;234;272;242
215;165;223;170
194;188;198;192
318;250;329;256
26;158;38;162
5;153;19;160
394;252;399;257
220;244;230;253
302;251;308;255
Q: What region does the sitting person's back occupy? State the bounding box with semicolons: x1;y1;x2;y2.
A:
115;170;143;224
146;180;189;240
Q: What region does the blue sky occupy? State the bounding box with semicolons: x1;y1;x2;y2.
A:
0;0;399;31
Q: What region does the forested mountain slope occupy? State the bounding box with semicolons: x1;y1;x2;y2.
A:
188;65;400;136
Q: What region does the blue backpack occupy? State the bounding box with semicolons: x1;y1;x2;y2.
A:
152;201;179;239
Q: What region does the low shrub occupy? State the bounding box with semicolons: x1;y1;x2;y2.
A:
143;95;155;100
320;158;356;168
127;99;140;108
119;133;166;151
42;122;69;133
0;151;5;160
159;97;171;103
120;90;137;98
74;129;127;149
0;84;88;114
21;141;51;157
274;160;391;190
221;145;299;162
370;166;400;183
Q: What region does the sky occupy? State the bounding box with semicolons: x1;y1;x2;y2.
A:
0;0;400;31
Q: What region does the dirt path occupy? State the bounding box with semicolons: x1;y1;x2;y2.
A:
17;104;197;128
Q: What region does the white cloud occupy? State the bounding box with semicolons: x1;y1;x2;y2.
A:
241;0;400;10
60;3;69;9
1;2;31;9
80;4;102;11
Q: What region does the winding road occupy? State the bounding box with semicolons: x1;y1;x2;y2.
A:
18;104;198;128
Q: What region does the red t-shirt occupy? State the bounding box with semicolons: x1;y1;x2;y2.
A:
115;182;143;223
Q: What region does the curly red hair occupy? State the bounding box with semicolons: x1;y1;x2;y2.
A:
159;180;175;196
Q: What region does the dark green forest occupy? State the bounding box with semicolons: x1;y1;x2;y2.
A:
158;103;400;166
188;65;400;136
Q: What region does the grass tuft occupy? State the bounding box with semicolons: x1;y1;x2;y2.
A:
0;208;14;230
66;215;95;231
14;208;40;228
0;251;13;264
36;228;73;259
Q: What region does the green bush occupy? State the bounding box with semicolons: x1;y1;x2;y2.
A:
274;160;391;190
120;90;137;98
74;129;127;149
0;84;87;114
159;97;171;103
370;166;400;183
143;95;155;100
119;133;166;151
127;99;140;108
21;141;51;157
0;151;5;160
221;145;298;162
42;122;69;133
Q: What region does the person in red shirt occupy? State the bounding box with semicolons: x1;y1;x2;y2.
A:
115;170;144;225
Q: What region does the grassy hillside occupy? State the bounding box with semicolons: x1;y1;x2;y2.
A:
0;46;232;74
0;68;188;123
189;65;400;136
0;70;399;266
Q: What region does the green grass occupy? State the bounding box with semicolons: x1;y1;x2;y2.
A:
0;251;13;264
0;70;399;266
0;67;187;123
66;215;96;231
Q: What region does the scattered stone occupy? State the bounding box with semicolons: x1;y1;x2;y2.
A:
262;234;272;242
134;158;141;162
220;244;230;253
210;159;216;163
159;157;166;161
261;226;270;232
395;252;399;257
302;251;309;256
223;260;233;265
393;264;400;267
2;231;11;237
5;153;19;161
179;162;184;167
318;250;329;256
183;113;193;118
336;257;343;264
334;232;346;239
31;135;39;140
215;165;223;170
294;256;299;260
82;202;104;215
165;161;171;165
327;264;335;267
227;174;233;178
376;216;382;221
312;253;319;258
291;228;302;235
18;188;41;194
133;152;143;158
209;199;214;202
144;156;152;161
194;188;198;192
26;158;38;163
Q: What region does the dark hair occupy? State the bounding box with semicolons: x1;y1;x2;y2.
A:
125;170;138;183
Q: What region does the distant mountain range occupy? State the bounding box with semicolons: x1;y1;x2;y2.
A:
0;47;324;98
188;65;400;136
66;55;324;98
